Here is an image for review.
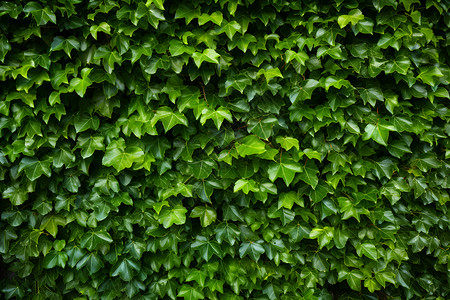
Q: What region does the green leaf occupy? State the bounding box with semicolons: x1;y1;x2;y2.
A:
102;139;144;172
76;253;104;275
248;117;278;140
346;270;364;291
289;79;320;104
268;157;303;186
239;240;265;261
362;119;394;146
200;106;233;129
40;215;65;238
80;230;113;251
276;136;299;151
257;67;283;83
111;258;140;281
177;284;204;300
74;114;100;133
158;205;188;228
50;36;80;58
338;9;364;28
90;22;111;40
0;36;11;62
215;222;240;245
356;243;378;261
190;159;216;179
23;2;56;25
77;134;105;158
152;106;189;132
191;236;222;261
216;20;241;40
190;206;217;227
285;50;309;65
310;227;334;249
43;250;68;268
297;160;319;189
236;135;266;157
19;157;52;181
198;11;223;26
69;68;93;97
192;49;220;68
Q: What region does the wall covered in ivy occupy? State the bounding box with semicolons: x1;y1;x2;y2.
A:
1;0;449;299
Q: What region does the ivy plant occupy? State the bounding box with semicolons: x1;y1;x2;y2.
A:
1;0;449;299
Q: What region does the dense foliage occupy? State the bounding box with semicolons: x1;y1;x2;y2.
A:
1;0;450;299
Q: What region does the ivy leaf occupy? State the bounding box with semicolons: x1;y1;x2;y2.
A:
177;284;204;300
289;79;320;104
50;36;80;58
362;119;395;146
69;68;93;97
169;39;195;56
198;11;223;26
80;230;113;251
102;138;144;172
216;20;241;40
239;240;265;261
268;157;303;186
192;49;220;68
200;106;233;129
190;206;217;227
43;250;68;269
191;236;222;261
297;160;319;189
158;205;188;228
77;134;105;158
249;117;278;140
236;135;266;157
214;222;240;245
74;114;100;133
338;9;364;28
190;159;216;179
0;36;11;62
356;243;378;261
152;106;189;132
18;157;52;181
111;258;140;281
285;50;309;65
23;2;56;26
76;253;104;275
39;215;65;238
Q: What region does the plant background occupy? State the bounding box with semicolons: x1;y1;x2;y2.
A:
0;0;449;299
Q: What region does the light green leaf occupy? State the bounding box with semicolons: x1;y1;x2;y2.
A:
40;215;65;238
200;106;233;129
69;68;92;97
276;136;299;151
338;9;364;28
151;106;189;132
158;205;188;228
102;138;144;172
236;135;266;157
177;284;204;300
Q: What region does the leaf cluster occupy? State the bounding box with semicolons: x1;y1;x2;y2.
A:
1;0;450;299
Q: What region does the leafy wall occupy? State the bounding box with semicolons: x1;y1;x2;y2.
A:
1;0;450;299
